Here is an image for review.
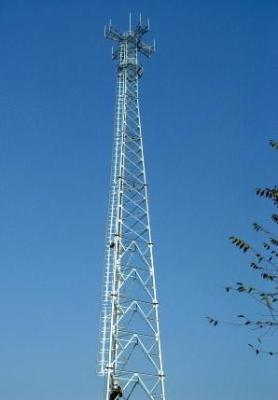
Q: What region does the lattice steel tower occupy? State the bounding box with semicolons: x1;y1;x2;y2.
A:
97;16;166;400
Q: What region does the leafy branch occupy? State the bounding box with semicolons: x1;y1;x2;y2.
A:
209;140;278;356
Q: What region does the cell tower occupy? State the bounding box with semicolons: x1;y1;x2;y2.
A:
97;16;166;400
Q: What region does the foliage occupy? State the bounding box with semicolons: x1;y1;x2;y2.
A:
208;140;278;356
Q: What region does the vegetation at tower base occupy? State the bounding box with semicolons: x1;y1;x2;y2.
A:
208;140;278;356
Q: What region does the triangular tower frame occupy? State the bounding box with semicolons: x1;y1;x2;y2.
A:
98;16;166;400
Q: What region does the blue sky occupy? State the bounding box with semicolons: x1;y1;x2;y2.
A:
1;0;278;399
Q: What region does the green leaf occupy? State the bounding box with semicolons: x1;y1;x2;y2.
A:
269;139;278;150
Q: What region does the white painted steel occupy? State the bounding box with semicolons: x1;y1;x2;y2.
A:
98;18;166;400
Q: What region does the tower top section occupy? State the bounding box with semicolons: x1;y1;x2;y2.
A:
104;14;155;62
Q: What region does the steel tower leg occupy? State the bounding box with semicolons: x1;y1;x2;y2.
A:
98;17;166;400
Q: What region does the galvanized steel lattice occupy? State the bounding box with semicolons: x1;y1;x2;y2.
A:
98;16;166;400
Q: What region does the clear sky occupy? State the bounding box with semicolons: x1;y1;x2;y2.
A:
1;1;278;399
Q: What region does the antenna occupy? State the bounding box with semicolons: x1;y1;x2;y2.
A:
129;12;132;32
104;16;155;59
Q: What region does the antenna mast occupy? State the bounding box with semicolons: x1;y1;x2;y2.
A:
98;16;166;400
